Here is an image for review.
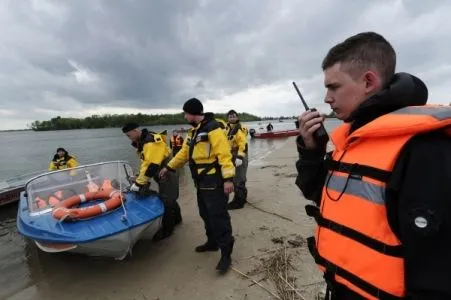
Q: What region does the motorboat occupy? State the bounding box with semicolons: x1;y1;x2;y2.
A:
249;128;299;139
0;170;47;207
16;161;164;260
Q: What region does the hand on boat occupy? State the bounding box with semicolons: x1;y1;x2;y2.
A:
235;158;243;167
129;183;141;192
224;181;234;195
297;110;324;149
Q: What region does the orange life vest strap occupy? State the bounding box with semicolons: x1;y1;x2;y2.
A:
306;205;403;257
307;237;404;300
325;155;392;183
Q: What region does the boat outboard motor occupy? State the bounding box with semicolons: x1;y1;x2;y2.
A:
249;128;256;138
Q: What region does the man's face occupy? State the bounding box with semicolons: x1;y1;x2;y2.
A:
125;129;140;141
228;114;238;124
184;112;199;126
323;63;372;120
57;150;65;158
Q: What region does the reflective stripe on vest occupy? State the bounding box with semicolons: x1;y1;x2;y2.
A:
311;105;451;299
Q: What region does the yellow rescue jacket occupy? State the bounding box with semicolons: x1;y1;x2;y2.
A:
307;105;451;299
49;155;78;171
132;129;170;185
226;122;248;159
216;118;228;134
167;115;235;181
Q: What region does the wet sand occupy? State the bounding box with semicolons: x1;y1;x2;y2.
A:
5;137;323;300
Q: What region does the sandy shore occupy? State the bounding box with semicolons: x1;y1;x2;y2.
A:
6;137;323;300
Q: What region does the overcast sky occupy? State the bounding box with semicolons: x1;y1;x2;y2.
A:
0;0;450;130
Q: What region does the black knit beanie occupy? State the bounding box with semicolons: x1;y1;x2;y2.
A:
227;109;238;117
183;98;204;115
122;122;139;133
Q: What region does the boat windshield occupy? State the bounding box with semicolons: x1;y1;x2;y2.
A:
25;161;133;214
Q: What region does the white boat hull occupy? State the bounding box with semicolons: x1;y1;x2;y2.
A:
34;216;162;260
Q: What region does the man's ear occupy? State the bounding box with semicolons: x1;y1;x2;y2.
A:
363;71;381;93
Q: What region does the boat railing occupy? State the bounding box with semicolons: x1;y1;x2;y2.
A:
25;160;132;187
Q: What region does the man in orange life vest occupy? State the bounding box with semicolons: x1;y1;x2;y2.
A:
296;32;451;299
169;129;184;157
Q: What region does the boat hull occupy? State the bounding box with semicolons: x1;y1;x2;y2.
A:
0;186;23;206
250;129;299;139
33;217;161;260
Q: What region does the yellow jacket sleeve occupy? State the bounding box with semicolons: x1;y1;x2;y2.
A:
167;136;189;170
241;124;249;136
235;128;248;158
49;161;57;171
136;138;168;185
67;157;78;168
208;128;235;180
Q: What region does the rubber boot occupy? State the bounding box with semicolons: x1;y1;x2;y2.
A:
216;239;234;273
227;198;245;210
152;229;172;242
195;240;219;252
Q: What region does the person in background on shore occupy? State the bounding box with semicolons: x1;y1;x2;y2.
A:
159;97;236;274
226;109;249;210
169;129;184;157
266;122;273;132
49;147;78;171
122;122;182;241
295;31;451;299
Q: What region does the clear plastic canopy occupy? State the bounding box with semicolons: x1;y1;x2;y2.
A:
25;161;133;214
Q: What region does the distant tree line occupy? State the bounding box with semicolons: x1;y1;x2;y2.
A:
30;112;262;131
260;111;336;120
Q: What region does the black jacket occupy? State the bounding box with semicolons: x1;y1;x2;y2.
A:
295;73;451;300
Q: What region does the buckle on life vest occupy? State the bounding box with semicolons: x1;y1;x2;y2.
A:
307;236;404;300
326;159;392;183
307;236;337;297
305;205;403;257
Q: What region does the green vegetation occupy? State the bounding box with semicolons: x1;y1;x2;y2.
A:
261;111;336;120
30;112;262;131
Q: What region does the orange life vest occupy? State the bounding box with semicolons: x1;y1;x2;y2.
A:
170;135;183;148
307;105;451;299
33;179;114;209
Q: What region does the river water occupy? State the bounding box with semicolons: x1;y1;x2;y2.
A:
0;119;340;300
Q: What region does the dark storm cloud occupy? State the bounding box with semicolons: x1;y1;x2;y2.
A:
0;0;450;129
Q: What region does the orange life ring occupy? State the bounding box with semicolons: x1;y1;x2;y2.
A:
52;189;123;221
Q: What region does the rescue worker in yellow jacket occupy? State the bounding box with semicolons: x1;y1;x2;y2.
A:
225;109;249;210
169;129;184;156
296;31;451;299
122;123;182;241
215;117;228;133
159;98;235;274
49;148;78;171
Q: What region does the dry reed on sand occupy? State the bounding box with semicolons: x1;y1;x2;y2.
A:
252;247;306;300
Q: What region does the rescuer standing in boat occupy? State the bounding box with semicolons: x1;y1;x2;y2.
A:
225;109;249;210
159;97;236;274
296;31;451;299
169;129;184;156
122;123;182;241
266;122;273;132
49;147;78;171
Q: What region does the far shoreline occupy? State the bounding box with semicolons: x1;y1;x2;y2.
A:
2;117;338;132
